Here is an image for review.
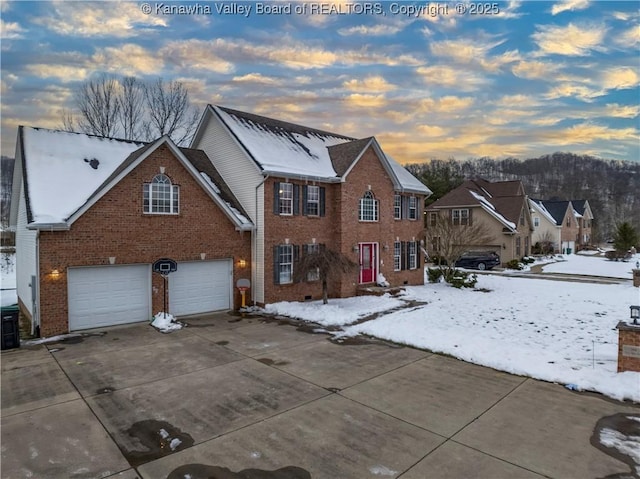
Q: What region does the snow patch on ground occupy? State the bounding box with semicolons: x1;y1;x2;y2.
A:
269;275;640;402
541;253;639;279
599;427;640;474
151;312;184;333
1;251;17;306
264;294;405;327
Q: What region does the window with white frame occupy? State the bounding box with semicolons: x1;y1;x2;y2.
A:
409;241;417;270
306;185;320;216
394;194;402;219
143;174;179;214
393;241;401;271
452;208;469;225
306;243;320;281
408;197;418;220
278;244;293;284
279;183;293;215
359;191;378;222
533;217;540;227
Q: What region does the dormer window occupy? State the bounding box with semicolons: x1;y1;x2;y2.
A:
359;191;378;222
143;174;179;214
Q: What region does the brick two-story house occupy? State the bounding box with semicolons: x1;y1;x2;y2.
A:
191;106;432;305
11;128;252;336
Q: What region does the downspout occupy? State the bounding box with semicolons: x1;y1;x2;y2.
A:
253;174;269;305
33;230;40;337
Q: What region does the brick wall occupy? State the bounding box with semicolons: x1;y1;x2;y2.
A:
262;145;425;304
617;324;640;372
38;144;251;336
560;208;580;247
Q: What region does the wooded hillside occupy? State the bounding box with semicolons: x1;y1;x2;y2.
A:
407;153;640;243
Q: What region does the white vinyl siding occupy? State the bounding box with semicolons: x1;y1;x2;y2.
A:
16;190;38;316
191;111;265;303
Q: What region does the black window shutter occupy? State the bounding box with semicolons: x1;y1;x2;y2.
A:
293;184;300;215
468;208;473;226
293;245;301;282
273;182;280;215
302;186;308;216
416;242;421;267
273;245;280;284
401;241;407;270
319;187;326;217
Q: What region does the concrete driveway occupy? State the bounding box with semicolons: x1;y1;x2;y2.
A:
1;312;638;479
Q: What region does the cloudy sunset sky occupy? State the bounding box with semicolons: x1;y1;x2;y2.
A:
1;0;639;164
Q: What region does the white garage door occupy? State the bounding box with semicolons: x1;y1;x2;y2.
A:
169;260;232;316
68;265;151;331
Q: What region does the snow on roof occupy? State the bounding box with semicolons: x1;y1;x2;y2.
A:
215;106;431;194
469;190;516;230
217;107;347;179
22;128;145;224
530;199;558;226
385;155;432;195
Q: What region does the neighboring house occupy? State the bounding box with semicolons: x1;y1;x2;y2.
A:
191;106;432;305
529;199;594;253
425;178;533;263
10;127;252;336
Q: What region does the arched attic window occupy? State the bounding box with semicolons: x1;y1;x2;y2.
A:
143;174;180;214
359;190;379;222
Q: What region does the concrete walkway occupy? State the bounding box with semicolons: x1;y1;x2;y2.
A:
1;312;638;479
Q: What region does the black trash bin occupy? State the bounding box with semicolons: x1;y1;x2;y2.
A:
1;304;20;350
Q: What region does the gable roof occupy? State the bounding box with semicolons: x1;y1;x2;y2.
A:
428;178;530;232
16;127;252;231
207;105;431;195
529;198;560;226
530;200;572;225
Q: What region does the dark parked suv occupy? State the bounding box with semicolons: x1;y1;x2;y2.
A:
455;251;501;270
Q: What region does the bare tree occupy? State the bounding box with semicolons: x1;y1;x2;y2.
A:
118;77;145;141
293;246;357;304
144;78;200;145
61;75;200;144
74;74;121;137
425;212;496;280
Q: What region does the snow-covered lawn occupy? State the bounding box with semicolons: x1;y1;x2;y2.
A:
267;275;640;402
1;251;17;307
539;252;639;280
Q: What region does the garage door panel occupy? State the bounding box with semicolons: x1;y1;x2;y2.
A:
68;265;151;331
169;260;231;316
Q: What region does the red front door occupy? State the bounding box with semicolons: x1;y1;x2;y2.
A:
359;243;377;284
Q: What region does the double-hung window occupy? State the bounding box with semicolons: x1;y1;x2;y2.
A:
279;183;293;215
306;186;320;216
409;241;417;270
143;174;179;214
408;197;418;220
277;245;293;284
393;241;401;271
359;191;378;222
394;195;402;220
452;208;469;225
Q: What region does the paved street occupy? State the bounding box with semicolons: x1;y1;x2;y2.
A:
1;312;638;478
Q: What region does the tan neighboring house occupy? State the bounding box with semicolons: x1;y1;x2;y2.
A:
529;199;594;253
426;178;534;263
